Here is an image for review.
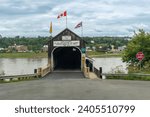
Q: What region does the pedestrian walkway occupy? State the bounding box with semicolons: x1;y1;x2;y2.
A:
88;72;99;79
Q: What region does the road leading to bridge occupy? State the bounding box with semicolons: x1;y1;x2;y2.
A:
0;72;150;100
43;71;85;80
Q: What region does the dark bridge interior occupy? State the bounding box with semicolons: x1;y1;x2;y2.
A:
53;47;81;70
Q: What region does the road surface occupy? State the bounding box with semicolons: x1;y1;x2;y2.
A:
0;72;150;100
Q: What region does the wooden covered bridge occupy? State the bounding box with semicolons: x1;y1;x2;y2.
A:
37;28;98;79
48;28;86;71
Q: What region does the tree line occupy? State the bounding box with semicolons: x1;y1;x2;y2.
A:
83;36;129;51
0;36;49;52
0;36;129;52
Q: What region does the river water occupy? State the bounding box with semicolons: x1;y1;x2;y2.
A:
0;58;48;76
0;57;127;76
93;57;128;73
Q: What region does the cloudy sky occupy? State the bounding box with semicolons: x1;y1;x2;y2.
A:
0;0;150;37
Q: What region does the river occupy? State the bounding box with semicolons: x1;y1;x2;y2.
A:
0;57;127;76
93;57;127;73
0;58;48;76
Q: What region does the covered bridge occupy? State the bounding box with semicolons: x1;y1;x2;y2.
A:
48;28;87;71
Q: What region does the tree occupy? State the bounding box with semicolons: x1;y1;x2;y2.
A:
122;29;150;71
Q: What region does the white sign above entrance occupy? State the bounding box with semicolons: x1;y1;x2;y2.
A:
62;36;71;40
53;41;80;47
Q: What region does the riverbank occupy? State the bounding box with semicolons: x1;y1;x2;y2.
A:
107;75;150;81
0;51;121;58
0;52;47;58
87;51;122;58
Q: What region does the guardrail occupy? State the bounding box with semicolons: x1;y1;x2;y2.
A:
101;73;150;81
102;73;150;79
102;73;150;76
36;65;51;77
93;67;150;79
94;67;100;78
0;64;51;83
93;67;102;79
0;74;38;82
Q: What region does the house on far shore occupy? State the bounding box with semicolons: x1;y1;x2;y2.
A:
0;48;4;51
42;45;48;52
110;45;126;53
86;47;92;51
0;48;5;52
118;46;126;51
8;44;28;52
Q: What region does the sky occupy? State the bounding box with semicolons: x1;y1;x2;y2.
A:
0;0;150;37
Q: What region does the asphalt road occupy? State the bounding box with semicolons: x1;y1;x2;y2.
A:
0;72;150;100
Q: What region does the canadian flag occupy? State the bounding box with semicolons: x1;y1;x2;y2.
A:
57;11;67;19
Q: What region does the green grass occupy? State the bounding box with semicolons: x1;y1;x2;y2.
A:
0;51;122;58
127;66;150;74
107;75;150;81
0;76;39;83
87;51;122;58
0;52;47;58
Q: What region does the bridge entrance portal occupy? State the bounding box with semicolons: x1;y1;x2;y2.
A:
48;28;86;72
53;47;81;70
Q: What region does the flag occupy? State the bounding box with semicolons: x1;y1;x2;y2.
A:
57;11;67;19
49;22;52;33
75;21;82;28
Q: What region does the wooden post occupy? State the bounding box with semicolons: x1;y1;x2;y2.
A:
87;67;90;78
34;69;37;74
38;68;42;77
99;67;102;79
82;56;85;71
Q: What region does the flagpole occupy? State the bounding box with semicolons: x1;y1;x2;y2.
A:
51;32;52;38
81;22;83;38
66;12;67;28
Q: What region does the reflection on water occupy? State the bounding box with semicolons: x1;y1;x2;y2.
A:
93;57;128;73
0;58;48;76
0;57;127;76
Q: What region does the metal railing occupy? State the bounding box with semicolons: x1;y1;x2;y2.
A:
93;67;100;78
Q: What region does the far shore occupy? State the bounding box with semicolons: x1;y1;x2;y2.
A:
88;54;121;58
0;51;122;58
0;52;48;58
87;51;122;58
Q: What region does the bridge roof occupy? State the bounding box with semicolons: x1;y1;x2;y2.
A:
48;28;87;43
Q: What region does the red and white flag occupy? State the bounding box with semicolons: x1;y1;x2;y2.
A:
75;21;82;28
57;11;67;19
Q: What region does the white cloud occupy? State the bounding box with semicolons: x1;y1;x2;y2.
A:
0;0;150;37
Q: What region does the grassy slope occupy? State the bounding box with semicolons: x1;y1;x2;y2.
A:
86;51;122;58
0;52;47;58
0;51;121;58
107;75;150;81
